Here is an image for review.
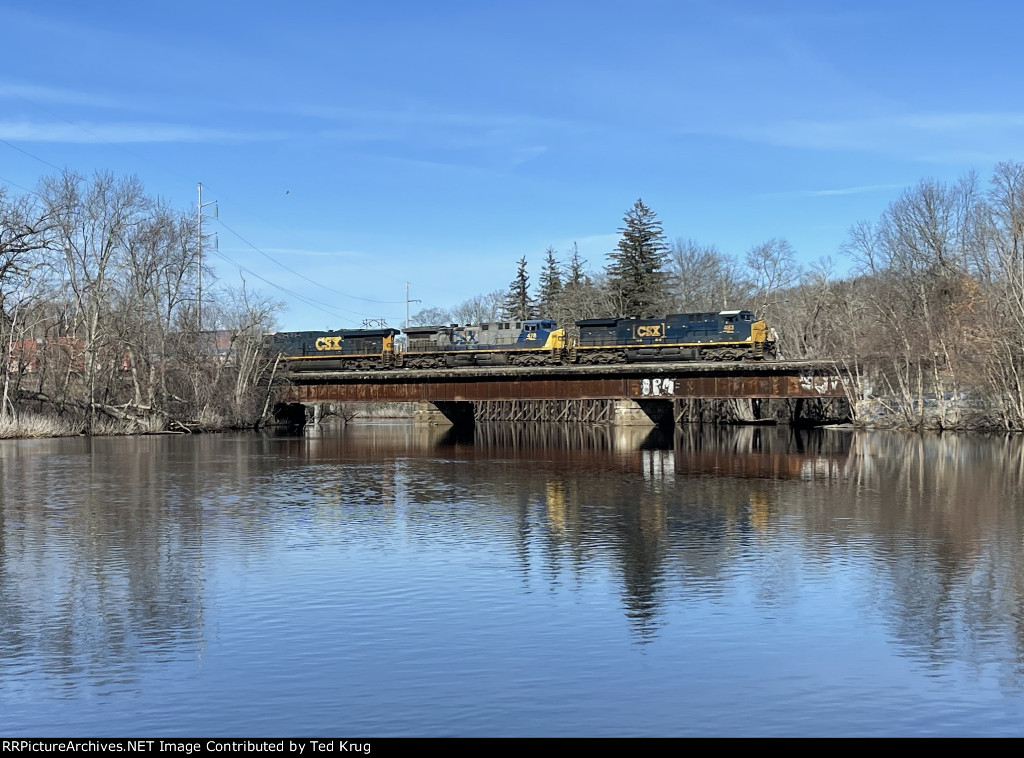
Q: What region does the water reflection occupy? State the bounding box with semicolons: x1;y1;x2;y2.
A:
0;437;206;697
2;426;1024;733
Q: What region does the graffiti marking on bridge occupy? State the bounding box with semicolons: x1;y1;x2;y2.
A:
799;373;842;395
641;378;676;397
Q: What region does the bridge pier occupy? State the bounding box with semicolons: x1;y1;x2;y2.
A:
632;399;675;428
432;401;476;429
274;402;309;427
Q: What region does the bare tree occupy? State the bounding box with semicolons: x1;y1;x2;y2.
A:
981;161;1024;427
668;238;752;312
41;170;149;430
745;237;802;321
410;306;453;326
0;189;51;416
453;289;505;325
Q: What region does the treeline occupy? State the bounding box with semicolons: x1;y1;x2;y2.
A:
0;170;282;436
415;164;1024;432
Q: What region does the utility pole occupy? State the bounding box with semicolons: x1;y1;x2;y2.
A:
197;182;217;332
405;282;420;330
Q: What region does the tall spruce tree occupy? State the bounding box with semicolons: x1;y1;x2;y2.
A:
503;256;536;320
565;241;588;289
606;198;670;316
536;246;563;317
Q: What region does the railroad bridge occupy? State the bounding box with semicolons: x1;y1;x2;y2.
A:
277;360;847;427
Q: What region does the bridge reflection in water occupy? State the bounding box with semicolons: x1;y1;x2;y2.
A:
297;420;852;484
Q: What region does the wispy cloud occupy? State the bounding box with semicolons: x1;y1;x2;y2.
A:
0;81;125;110
0;121;286;144
307;103;563;170
789;184;909;197
695;112;1024;161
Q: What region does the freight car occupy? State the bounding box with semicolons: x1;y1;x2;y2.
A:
403;319;566;368
264;327;400;371
572;310;776;363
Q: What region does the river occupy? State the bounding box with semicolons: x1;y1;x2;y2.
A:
2;423;1023;736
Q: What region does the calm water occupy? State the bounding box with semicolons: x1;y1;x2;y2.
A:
2;423;1024;737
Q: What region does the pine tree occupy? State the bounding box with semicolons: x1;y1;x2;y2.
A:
565;242;588;289
503;256;536;320
606;198;670;316
536;247;563;317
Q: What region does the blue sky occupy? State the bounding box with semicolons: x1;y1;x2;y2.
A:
3;0;1023;331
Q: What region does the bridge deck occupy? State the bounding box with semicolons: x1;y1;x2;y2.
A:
280;360;846;403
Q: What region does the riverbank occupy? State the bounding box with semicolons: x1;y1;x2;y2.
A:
0;396;1018;439
0;411;253;439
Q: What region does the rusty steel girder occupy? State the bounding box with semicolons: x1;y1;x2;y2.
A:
279;361;846;403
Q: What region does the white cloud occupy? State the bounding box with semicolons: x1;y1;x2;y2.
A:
0;81;125;110
0;120;286;144
691;112;1024;160
791;184;909;197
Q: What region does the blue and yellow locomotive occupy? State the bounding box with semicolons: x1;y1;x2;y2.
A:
263;327;401;371
573;310;776;363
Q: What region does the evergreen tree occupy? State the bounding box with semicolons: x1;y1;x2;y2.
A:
503;256;536;320
606;198;670;316
565;241;588;288
536;246;563;317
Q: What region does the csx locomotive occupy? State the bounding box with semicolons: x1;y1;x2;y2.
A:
574;310;776;363
265;310;776;372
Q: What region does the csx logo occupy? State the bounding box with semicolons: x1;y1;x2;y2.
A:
636;325;662;338
315;336;343;351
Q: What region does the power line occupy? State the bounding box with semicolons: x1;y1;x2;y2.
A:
0;172;38;196
214;217;406;304
0;138;64;173
205;246;401;325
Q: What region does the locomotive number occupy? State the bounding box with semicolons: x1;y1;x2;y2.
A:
525;333;537;341
723;324;735;333
636;325;662;338
315;336;343;351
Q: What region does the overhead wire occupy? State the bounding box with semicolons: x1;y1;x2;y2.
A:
205;245;402;325
0;138;64;173
214;217;406;304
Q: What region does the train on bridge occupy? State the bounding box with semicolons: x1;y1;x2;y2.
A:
264;310;778;372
